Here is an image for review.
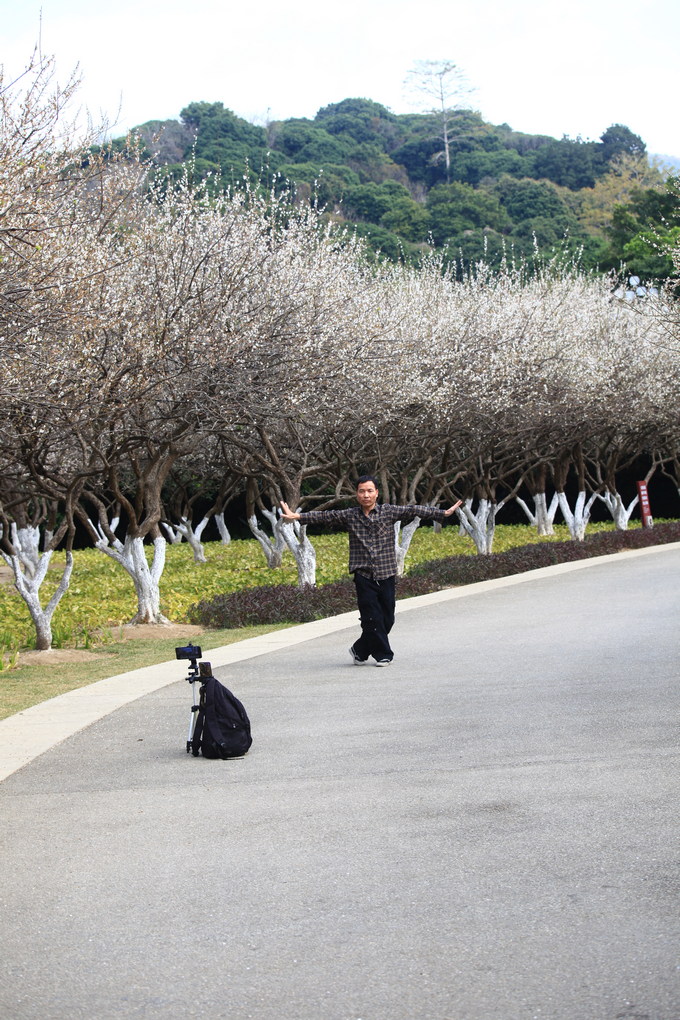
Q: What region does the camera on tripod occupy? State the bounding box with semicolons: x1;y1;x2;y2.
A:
175;642;203;678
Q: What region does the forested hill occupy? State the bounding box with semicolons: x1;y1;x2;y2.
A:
114;97;680;280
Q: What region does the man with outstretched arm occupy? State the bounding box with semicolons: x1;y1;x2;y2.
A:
280;475;462;667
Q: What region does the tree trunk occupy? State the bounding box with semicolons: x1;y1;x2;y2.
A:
458;499;497;554
394;518;421;576
129;536;169;623
163;516;208;563
7;522;51;579
215;513;231;545
278;518;317;586
248;512;285;568
5;550;74;650
161;523;184;545
443;118;451;184
515;492;559;536
93;532;170;624
556;490;598;541
596;489;638;531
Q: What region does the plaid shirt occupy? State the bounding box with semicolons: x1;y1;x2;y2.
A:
297;503;448;580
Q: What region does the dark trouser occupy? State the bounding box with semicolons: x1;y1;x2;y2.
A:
352;573;396;662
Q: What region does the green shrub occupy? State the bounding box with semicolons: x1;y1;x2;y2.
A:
189;575;438;628
189;580;356;628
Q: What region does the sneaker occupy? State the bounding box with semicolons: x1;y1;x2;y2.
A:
375;658;392;666
349;644;366;665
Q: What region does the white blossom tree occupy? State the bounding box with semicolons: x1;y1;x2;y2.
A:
0;51;151;645
203;220;411;585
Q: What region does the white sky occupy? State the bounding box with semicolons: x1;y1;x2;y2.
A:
2;0;679;157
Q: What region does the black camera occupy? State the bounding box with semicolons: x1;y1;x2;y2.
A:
175;644;202;661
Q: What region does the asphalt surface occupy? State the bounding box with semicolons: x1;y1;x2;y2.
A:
0;545;679;1020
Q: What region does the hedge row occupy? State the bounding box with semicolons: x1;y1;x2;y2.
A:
187;575;438;628
188;522;680;629
409;520;680;587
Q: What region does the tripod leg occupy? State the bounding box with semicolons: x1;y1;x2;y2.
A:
186;680;200;753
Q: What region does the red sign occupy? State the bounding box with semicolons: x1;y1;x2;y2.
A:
637;481;653;528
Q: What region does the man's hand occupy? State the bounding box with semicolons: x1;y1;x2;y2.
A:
443;500;463;517
279;501;300;522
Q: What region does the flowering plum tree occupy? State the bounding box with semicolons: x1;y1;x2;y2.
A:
0;52;151;644
204;223;409;585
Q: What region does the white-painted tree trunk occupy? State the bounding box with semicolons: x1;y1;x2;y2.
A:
2;549;74;650
248;512;285;568
162;515;209;562
161;523;184;545
394;518;421;576
515;492;559;535
88;522;170;624
277;517;317;586
458;499;497;555
215;513;231;545
5;523;53;579
556;490;598;541
596;490;639;530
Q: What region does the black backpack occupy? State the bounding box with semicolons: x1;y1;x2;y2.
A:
191;675;252;759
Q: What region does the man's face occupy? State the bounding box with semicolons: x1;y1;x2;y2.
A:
356;481;379;513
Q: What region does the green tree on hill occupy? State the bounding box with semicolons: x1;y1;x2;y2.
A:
178;101;270;179
529;137;600;190
599;123;646;162
315;97;399;148
427;182;509;246
603;175;680;278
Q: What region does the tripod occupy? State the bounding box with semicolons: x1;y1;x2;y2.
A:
186;660;216;753
185;656;201;753
176;643;211;753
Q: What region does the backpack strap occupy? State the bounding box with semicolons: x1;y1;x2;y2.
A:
201;676;229;750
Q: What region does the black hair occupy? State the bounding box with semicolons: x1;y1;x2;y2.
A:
356;474;379;489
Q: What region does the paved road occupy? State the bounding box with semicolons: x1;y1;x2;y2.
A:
1;547;679;1020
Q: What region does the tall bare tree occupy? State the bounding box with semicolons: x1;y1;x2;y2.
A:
404;59;476;184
